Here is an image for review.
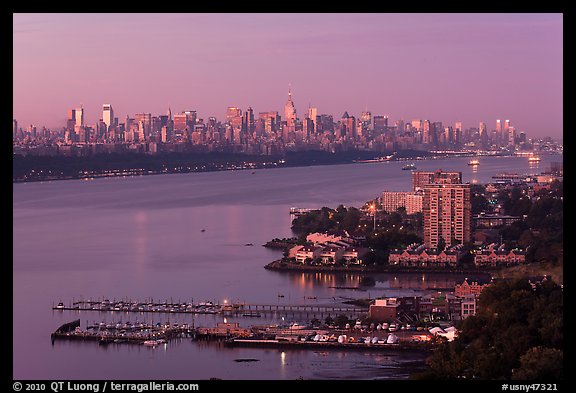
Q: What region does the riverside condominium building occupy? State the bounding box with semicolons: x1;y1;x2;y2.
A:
423;183;471;249
412;170;462;191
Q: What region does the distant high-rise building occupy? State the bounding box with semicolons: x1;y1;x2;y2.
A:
423;183;471;249
173;113;188;132
340;111;355;139
134;113;152;138
479;122;488;149
226;107;242;122
102;104;114;130
360;111;372;129
411;119;422;131
284;87;297;127
496;119;502;133
13;119;17;138
243;107;254;134
423;120;431;144
308;106;318;133
412;170;462;192
75;107;84;127
508;126;516;146
373;115;388;132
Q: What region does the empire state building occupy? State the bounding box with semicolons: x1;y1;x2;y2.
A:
284;87;297;127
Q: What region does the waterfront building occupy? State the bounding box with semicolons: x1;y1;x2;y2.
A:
423;183;471;249
368;298;399;323
412;170;462;191
388;243;463;268
454;277;493;297
473;243;526;267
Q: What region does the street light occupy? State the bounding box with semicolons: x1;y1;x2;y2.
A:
370;204;376;231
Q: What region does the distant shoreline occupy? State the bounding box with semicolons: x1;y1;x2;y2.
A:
13;149;551;184
264;259;494;275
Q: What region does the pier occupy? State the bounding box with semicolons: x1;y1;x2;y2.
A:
235;303;367;319
52;298;368;319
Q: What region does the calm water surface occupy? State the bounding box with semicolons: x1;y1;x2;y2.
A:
13;155;560;380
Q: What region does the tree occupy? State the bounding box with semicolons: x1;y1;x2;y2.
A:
437;236;446;252
512;347;563;380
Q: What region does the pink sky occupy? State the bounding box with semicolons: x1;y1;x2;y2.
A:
13;13;563;139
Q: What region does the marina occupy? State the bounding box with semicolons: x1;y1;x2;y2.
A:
51;319;194;345
52;319;438;352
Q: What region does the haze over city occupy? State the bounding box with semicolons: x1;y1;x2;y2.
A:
13;13;562;139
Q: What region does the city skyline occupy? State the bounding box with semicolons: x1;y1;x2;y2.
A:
13;13;563;139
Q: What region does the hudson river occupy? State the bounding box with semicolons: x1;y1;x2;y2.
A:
13;154;560;380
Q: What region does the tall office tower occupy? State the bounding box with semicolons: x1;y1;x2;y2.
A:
479;122;488;148
431;122;443;146
167;107;172;121
308;106;318;133
102;104;114;130
422;120;431;144
259;111;280;134
444;126;454;145
284;87;297;127
226;107;242;122
66;109;76;131
360;111;372;129
340;112;356;139
392;120;402;135
303;117;314;140
243;107;254;134
75;106;84;127
173;113;188;132
373;115;388;133
454;121;462;144
423;183;471;249
519;132;526;143
13;119;17;138
504;119;511;131
134;113;152;138
508;126;516;146
411;119;422;131
495;119;503;145
412;170;462;192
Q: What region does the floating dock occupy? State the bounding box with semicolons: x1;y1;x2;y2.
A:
51;319;194;345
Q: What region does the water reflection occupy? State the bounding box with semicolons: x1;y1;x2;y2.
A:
285;271;491;292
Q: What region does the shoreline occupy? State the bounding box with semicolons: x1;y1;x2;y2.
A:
264;259;495;275
14;149;556;184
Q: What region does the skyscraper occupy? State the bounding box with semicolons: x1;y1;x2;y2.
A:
102;104;114;130
284;87;297;127
75;106;84;127
243;107;254;134
423;184;471;249
307;106;318;133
